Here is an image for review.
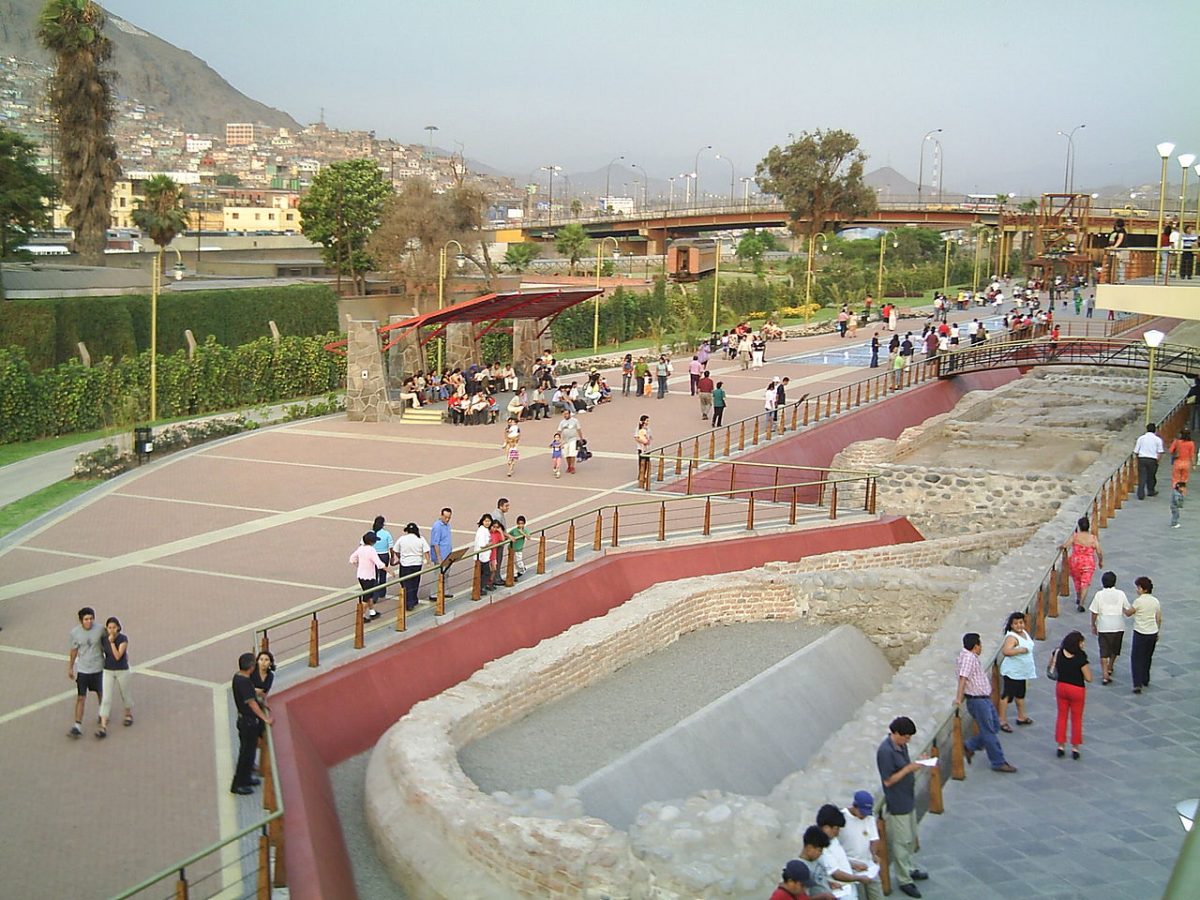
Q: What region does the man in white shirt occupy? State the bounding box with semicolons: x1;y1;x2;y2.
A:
1089;570;1128;685
839;792;884;900
1133;423;1165;499
816;805;874;900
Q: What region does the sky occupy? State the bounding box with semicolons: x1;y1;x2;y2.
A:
103;0;1200;197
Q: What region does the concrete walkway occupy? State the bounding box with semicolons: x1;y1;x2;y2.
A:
913;488;1198;899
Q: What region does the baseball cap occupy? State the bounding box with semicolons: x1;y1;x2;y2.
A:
852;790;875;814
781;859;811;884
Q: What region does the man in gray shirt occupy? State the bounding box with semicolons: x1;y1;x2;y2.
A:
68;606;104;738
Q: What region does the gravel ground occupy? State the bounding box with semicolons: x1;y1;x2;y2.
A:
459;619;832;792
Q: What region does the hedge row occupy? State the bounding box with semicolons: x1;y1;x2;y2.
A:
0;332;345;443
0;284;339;372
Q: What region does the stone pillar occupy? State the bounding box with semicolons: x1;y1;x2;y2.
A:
512;318;546;381
444;322;478;371
345;320;393;422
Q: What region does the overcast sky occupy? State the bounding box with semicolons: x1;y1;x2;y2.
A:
104;0;1200;195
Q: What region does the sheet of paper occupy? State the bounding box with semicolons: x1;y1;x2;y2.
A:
915;757;938;767
860;862;880;880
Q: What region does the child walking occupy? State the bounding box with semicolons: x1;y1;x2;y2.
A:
502;417;521;477
1171;481;1186;528
549;432;563;478
509;515;530;578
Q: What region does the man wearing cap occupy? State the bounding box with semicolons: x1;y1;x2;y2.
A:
815;805;874;899
839;792;884;900
876;716;929;898
771;859;815;900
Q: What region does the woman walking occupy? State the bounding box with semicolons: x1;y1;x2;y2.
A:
370;515;394;606
997;611;1036;731
1167;428;1195;486
96;616;133;738
396;523;431;611
502;417;521;478
1064;516;1102;612
1052;630;1092;760
634;416;652;488
1124;576;1162;694
473;514;495;594
350;531;388;620
711;381;727;427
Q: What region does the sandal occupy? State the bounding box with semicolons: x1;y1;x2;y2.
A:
94;727;106;739
124;714;134;727
999;723;1013;733
1016;718;1034;726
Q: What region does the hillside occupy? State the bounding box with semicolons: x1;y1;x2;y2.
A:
0;0;300;133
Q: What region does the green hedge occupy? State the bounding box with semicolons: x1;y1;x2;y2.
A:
0;332;345;443
0;284;339;371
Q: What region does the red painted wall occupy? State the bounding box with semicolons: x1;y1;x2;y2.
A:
271;516;923;900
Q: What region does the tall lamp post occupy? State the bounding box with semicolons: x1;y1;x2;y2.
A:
541;164;562;228
715;153;735;204
805;232;830;306
971;227;994;290
594;236;620;353
424;124;439;161
630;163;648;212
1155;142;1175;279
942;235;962;293
668;176;676;211
692;145;712;208
1143;329;1166;424
1177;153;1196;229
604;155;624;209
932;138;944;203
712;237;723;332
1194;163;1200;230
917;128;942;205
1056;124;1085;194
877;230;898;299
740;177;752;210
437;240;465;372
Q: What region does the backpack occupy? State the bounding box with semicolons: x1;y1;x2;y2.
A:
1046;647;1059;681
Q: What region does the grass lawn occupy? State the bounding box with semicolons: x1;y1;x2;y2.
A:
0;479;101;537
0;430;114;469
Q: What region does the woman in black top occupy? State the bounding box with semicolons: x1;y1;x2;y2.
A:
1053;630;1093;760
250;650;276;775
97;616;133;738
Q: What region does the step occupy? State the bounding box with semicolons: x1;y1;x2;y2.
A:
397;406;445;424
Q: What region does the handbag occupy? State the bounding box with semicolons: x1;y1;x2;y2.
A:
1046;647;1059;681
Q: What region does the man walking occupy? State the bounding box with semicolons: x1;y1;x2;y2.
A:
559;408;583;475
67;606;104;738
876;716;930;898
697;370;714;420
655;356;670;399
230;652;272;795
711;381;727;427
1134;422;1165;499
428;507;455;600
955;633;1018;773
688;355;702;395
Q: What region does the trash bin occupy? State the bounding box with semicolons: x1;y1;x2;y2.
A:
134;426;154;464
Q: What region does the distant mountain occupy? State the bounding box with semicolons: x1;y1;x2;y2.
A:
0;0;300;133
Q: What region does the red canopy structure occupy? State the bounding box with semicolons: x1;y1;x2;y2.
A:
325;286;603;354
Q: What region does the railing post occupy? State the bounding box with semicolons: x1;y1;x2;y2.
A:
692;437;700;463
593;511;603;551
877;817;892;896
709;430;716;460
505;545;516;586
791;402;799;430
257;832;271;900
990;660;1001;708
766;414;774;441
835;388;842;414
436;569;447;615
658;502;666;541
566;521;576;561
729;462;737;495
927;744;944;815
746;493;755;530
753;417;760;445
611;508;620;547
825;392;833;418
307;614;319;668
772;466;780;503
259;734;274;811
703;497;712;535
829;483;838;519
175;871;189;900
675;443;682;475
657;452;665;483
1047;571;1059;617
536;532;547;575
259;631;270;653
271;817;287;888
1058;548;1071;597
816;479;826;507
1035;582;1047;641
855;382;862;407
739;421;746;450
686;459;695;494
802;401;810;426
789;487;798;524
951;709;966;780
471;560;482;601
723;427;731;457
394;588;407;632
868;477;877;514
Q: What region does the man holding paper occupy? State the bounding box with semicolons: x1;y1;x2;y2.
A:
876;716;930;899
839;791;884;900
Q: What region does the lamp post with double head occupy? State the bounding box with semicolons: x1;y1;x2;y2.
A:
917;129;942;205
541;165;562;228
1056;124;1085;194
715;153;735;205
604;155;624;211
692;145;712;209
594;236;620;353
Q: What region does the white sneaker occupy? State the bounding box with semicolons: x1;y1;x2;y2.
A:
1171;523;1181;528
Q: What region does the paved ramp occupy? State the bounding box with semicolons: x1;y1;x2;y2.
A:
573;625;893;828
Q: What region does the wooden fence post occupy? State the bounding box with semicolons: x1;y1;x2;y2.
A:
1058;549;1071;597
436;570;447;615
354;599;365;649
789;488;798;525
951;709;966;780
1035;583;1047;641
739;421;746;450
593;511;603;551
566;521;576;561
271;818;287;888
257;833;271;900
703;497;712;535
835;388;842;414
723;427;731;457
927;744;944;815
791;403;799;430
658;502;667;541
709;430;716;460
657;452;665;483
394;590;407;632
175;873;189;900
753;417;760;445
506;546;516;586
259;631;270;653
1047;572;1059;617
829;483;838;519
746;494;755;530
692;437;700;463
471;561;482;601
868;478;877;514
802;401;810;426
307;614;319;668
611;508;620;547
675;443;683;475
990;660;1001;708
772;466;780;503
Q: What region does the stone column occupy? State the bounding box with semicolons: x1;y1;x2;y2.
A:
345;320;392;422
511;318;546;381
444;322;478;370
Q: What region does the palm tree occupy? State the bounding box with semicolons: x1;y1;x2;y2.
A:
38;0;120;266
131;175;189;421
553;223;590;276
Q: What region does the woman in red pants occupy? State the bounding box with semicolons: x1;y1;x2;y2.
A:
1053;630;1093;760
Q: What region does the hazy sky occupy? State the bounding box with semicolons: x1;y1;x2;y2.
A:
104;0;1200;195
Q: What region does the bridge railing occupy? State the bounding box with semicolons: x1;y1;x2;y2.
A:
937;337;1200;379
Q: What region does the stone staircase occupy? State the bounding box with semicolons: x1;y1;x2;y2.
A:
394;404;445;425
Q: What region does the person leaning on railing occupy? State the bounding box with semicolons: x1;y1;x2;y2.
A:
230;652;272;796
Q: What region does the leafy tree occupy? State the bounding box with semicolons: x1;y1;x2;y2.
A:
38;0;120;266
131;175;188;249
0;127;56;297
553;223;590;275
570;198;583;217
214;173;241;187
299;158;391;294
754;129;874;239
1018;199;1038;214
503;242;539;272
736;232;765;265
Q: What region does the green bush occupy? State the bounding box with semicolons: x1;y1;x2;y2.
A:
0;332;346;443
0;284;339;371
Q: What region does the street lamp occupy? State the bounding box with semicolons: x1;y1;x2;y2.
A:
877;230;899;299
917;129;942;205
668;176;677;211
1155;142;1175;279
693;145;712;208
424;124;439;162
715;153;735;204
942;234;962;293
1143;328;1166;424
594;236;620;353
541;164;562;228
683;172;695;207
972;227;994;289
932;138;944;203
438;240;465;372
630;163;648;212
1178;153;1196;231
1056;124;1085;194
740;176;752;210
805;232;831;306
712;236;723;332
604;155;624;209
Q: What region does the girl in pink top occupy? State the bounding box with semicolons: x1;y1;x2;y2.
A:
349;532;388;620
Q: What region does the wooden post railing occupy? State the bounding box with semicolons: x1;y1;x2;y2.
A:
593;511;603;551
536;534;547;575
746;494;755;530
951;709;966;780
394;591;407;632
471;560;482;601
927;744;945;815
566;521;576;561
829;483;838;520
307;614;319;668
353;601;365;649
703;498;712;536
436;570;447;615
1047;571;1059;618
505;546;516;586
611;509;620;547
658;502;666;541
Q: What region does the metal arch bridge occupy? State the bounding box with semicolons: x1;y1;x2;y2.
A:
936;338;1200;380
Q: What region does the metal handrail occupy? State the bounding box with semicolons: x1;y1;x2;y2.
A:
112;724;284;899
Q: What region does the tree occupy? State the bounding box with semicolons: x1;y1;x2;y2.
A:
570;198;583;217
553;223;590;275
735;231;766;271
214;173;241;187
38;0;120;266
754;129;874;239
503;242;540;272
299;158;391;294
131;174;188;421
0;127;56;276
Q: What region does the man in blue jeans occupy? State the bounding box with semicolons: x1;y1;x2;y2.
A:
955;633;1018;774
428;507;455;601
